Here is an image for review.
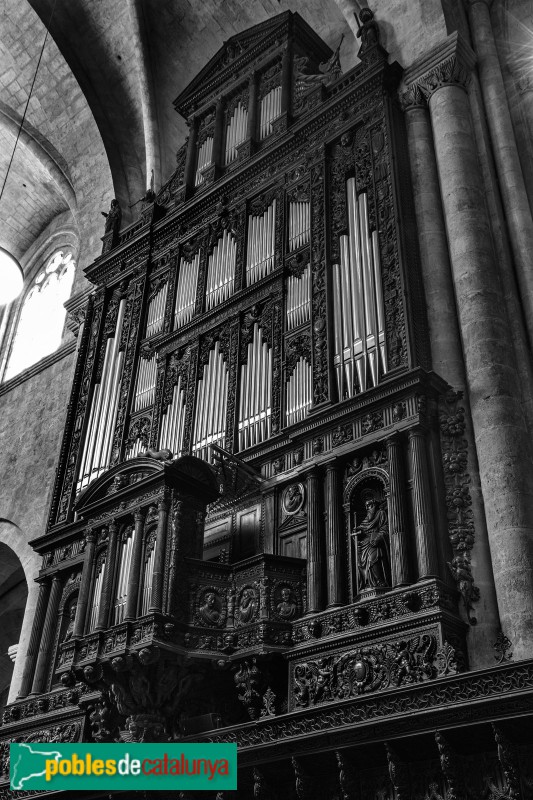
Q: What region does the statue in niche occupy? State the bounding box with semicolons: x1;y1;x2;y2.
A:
101;199;122;236
62;603;77;642
351;492;391;592
199;591;222;625
276;587;297;619
238;588;258;625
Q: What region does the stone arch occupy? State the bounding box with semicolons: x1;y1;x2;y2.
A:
0;520;41;705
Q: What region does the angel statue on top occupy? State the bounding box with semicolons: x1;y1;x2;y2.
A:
351;492;391;592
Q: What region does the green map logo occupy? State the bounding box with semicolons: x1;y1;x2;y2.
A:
10;743;237;791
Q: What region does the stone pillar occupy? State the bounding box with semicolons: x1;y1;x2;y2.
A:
409;34;533;657
183;117;199;193
386;435;410;587
96;520;118;630
306;469;324;613
73;529;97;638
467;0;533;350
325;461;344;607
18;580;50;698
125;510;146;621
31;575;62;695
149;497;169;613
408;427;439;580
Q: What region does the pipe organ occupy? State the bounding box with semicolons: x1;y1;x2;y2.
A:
113;527;134;624
205;230;236;310
145;282;168;337
141;537;156;616
174;253;199;328
332;179;388;399
191;341;228;461
285;356;312;426
288;199;310;251
76;298;126;492
286;265;311;331
225;101;248;165
259;85;281;139
158;378;186;456
195;135;214;186
246;200;276;285
17;15;496;793
238;323;272;449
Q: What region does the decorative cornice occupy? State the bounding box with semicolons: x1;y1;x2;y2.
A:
400;32;476;108
64;288;93;337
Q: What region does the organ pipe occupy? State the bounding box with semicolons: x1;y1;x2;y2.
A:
259;86;282;139
288;200;310;251
225;102;248;165
113;529;135;624
158;377;186;456
145;283;168;337
205;230;236;310
195;135;214;186
77;299;126;492
246;200;276;286
238;323;272;450
88;556;105;632
285;356;312;426
192;341;228;461
141;541;156;616
286;265;311;331
132;355;157;412
332;180;387;400
174;253;200;328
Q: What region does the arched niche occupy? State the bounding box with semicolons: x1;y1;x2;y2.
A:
343;466;391;602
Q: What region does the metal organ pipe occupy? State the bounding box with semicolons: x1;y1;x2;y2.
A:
174;253;199;328
285;356;311;427
225;102;248;165
195;135;213;186
288;201;310;251
114;531;134;624
77;299;126;492
145;283;168;338
286;265;311;331
141;542;156;616
205;230;236;310
238;323;272;449
246;199;276;286
88;558;105;632
192;341;228;461
259;85;281;139
132;355;157;413
159;376;186;457
332;179;388;400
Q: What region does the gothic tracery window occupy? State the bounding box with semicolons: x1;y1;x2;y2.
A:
4;251;75;381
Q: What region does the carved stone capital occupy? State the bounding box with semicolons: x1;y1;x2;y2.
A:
402;33;476;104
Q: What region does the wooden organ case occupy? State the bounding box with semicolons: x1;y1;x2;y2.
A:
5;11;510;799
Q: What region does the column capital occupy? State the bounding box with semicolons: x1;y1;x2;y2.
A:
402;32;476;105
84;527;97;545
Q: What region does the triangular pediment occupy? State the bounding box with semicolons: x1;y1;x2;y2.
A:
174;11;331;118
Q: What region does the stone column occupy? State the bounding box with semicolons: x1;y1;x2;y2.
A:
408;427;439;580
96;520;118;630
410;34;533;657
18;580;50;698
325;461;344;607
467;0;533;349
306;469;324;613
149;497;169;613
73;529;97;638
386;435;410;586
125;509;146;621
31;575;62;695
